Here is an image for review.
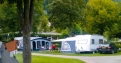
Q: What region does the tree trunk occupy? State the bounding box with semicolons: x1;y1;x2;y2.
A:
68;26;72;37
17;0;23;37
17;0;35;63
22;0;31;63
29;0;34;27
23;33;31;63
68;15;73;37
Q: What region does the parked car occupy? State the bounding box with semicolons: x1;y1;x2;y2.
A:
97;43;119;54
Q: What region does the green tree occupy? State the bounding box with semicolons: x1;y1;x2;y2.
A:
32;0;50;34
61;28;69;38
0;2;19;33
48;0;86;36
82;0;121;37
0;0;49;36
0;0;35;63
17;0;35;63
71;24;83;36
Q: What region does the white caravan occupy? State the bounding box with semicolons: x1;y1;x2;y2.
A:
53;34;105;53
75;35;104;53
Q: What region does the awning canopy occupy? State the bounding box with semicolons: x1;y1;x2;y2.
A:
14;37;41;41
52;37;76;42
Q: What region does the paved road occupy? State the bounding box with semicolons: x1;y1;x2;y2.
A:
32;53;121;63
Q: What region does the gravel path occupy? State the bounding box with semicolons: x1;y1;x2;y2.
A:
32;53;121;63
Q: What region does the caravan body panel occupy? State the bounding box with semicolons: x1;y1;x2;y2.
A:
75;35;104;53
89;35;104;51
75;35;91;53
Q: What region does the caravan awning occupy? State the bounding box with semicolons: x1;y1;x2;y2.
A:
52;37;76;42
52;39;66;42
14;37;41;41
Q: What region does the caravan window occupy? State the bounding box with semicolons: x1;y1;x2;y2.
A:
99;39;103;44
78;39;88;44
92;39;95;44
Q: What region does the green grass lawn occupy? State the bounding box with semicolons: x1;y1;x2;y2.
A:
32;50;121;56
15;54;85;63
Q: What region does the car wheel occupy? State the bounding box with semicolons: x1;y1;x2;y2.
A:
111;50;114;54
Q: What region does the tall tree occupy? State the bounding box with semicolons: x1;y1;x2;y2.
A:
0;0;48;36
33;0;50;34
16;0;35;63
82;0;121;37
0;0;35;63
71;24;83;36
0;2;19;33
48;0;86;36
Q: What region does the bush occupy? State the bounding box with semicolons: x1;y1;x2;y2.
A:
111;42;121;48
